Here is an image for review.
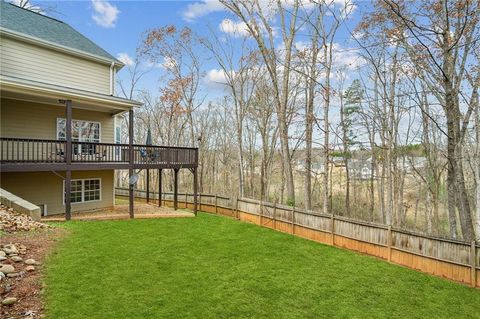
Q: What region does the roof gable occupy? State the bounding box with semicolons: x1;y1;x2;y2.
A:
0;1;120;63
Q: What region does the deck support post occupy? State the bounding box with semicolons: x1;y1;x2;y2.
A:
65;170;71;220
193;168;198;216
146;169;150;203
64;99;72;221
158;169;162;207
173;168;179;210
128;109;134;219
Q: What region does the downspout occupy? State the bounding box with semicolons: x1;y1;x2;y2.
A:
109;61;115;95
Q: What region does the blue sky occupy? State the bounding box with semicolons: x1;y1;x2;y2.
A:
26;0;368;99
37;1;225;96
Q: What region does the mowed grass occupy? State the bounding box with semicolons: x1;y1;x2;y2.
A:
44;213;480;319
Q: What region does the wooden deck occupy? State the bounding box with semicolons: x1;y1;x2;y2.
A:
42;203;194;222
0;137;198;172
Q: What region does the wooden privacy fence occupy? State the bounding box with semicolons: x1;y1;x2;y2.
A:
115;188;479;288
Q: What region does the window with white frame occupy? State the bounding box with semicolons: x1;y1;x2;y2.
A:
57;119;101;155
64;179;101;204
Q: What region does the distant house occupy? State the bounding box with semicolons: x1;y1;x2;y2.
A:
295;159;325;175
0;2;198;218
348;155;428;180
401;156;427;173
348;157;375;180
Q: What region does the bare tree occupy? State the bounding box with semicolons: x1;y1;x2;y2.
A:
200;33;259;198
220;0;300;205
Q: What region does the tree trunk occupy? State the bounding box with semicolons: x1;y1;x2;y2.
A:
304;76;314;210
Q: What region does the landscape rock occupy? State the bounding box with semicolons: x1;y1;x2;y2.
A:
11;256;23;262
0;250;5;257
0;205;50;233
0;256;6;261
0;271;5;278
7;273;19;278
2;297;17;305
3;247;17;255
0;264;15;274
24;259;36;265
25;266;35;272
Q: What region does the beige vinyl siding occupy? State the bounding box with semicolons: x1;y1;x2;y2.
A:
0;37;111;94
0;98;114;142
0;170;114;215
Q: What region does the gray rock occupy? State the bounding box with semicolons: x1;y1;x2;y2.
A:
2;297;17;305
0;251;5;257
0;271;5;278
3;244;18;254
24;259;36;265
0;264;15;274
0;256;6;261
7;273;19;278
11;256;22;262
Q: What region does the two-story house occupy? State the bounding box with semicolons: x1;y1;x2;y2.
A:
0;2;198;218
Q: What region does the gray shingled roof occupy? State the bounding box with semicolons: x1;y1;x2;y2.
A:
0;1;119;63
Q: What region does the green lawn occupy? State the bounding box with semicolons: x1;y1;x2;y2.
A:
44;213;480;319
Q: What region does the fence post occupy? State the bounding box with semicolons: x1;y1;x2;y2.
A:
199;193;202;211
331;214;335;246
291;206;295;235
234;196;239;220
185;192;188;209
387;226;392;262
215;194;218;214
259;200;263;226
273;199;277;230
471;241;477;288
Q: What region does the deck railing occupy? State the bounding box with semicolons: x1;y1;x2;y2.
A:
0;137;197;166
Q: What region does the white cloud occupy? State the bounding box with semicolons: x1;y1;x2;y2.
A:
91;0;119;28
332;0;357;18
219;18;277;38
204;68;236;90
205;69;230;84
182;0;225;22
160;56;177;70
10;0;43;13
219;19;251;37
116;53;134;66
332;43;365;70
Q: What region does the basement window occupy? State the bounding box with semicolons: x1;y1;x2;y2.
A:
64;178;101;204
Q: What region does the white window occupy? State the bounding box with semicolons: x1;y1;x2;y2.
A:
64;179;101;204
57;118;101;154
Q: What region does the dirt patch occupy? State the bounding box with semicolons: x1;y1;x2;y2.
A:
42;203;194;222
1;228;65;319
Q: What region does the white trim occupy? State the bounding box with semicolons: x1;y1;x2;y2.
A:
109;62;114;95
39;204;48;216
63;178;102;205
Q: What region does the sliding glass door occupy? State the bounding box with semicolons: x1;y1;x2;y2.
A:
57;119;101;155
